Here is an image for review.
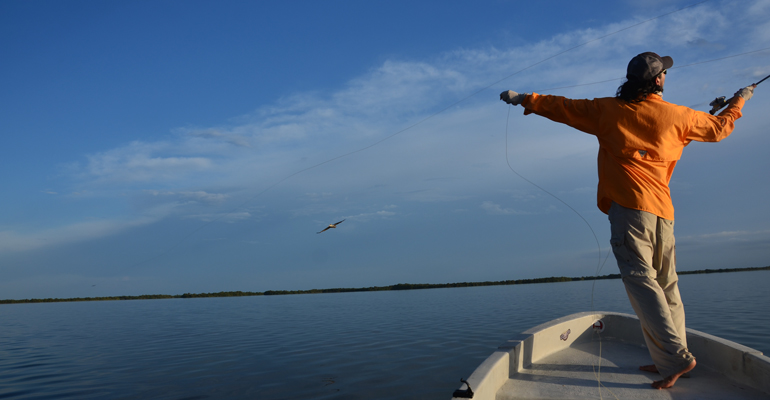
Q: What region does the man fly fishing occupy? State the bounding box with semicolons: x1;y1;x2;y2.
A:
500;52;755;389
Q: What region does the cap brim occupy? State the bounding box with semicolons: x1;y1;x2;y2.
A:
661;56;674;70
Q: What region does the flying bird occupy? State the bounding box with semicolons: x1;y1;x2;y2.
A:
317;219;345;234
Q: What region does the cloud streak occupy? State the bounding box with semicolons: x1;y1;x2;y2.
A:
481;201;527;216
5;2;769;299
0;217;157;254
67;4;765;197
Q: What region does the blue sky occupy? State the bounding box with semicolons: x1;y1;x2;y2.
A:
2;0;769;299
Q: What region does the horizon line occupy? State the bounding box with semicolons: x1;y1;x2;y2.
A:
2;265;768;305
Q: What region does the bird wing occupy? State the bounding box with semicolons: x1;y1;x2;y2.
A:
317;219;344;233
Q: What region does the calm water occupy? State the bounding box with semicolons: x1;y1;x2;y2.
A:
1;270;768;399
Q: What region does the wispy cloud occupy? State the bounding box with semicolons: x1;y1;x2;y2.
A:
42;2;770;255
679;229;770;242
67;2;759;195
183;212;252;223
144;190;229;204
481;201;527;216
354;210;397;220
184;129;252;148
73;141;213;185
0;217;156;253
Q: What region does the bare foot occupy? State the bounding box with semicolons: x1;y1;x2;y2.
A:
651;359;696;389
639;364;658;373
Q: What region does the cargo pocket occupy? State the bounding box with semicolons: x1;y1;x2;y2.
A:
608;202;650;278
610;230;645;278
610;232;630;263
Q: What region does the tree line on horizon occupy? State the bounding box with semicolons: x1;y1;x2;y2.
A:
2;265;768;305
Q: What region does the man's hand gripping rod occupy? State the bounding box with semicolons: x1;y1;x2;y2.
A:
709;73;770;115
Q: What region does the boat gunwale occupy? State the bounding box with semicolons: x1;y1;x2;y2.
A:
452;311;770;399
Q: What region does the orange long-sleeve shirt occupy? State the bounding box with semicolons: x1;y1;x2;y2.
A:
521;93;744;220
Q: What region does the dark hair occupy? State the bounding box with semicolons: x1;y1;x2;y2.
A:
616;77;663;103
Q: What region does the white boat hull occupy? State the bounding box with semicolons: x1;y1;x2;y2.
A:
453;312;770;399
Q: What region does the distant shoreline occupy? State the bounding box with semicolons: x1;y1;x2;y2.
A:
2;265;768;305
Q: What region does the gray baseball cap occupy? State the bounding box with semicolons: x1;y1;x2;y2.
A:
626;52;673;81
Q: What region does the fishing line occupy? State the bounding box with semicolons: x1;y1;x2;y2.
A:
497;36;770;400
104;2;728;393
593;338;620;400
505;104;617;399
128;43;769;275
500;42;770;328
500;42;770;395
535;47;770;93
112;0;714;276
505;104;613;396
487;0;709;89
504;106;611;279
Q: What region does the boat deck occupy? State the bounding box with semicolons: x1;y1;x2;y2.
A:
453;312;770;400
499;339;768;400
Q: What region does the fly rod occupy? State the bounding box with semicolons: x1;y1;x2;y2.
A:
709;73;770;114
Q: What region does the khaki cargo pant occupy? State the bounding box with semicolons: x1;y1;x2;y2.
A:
608;202;695;379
